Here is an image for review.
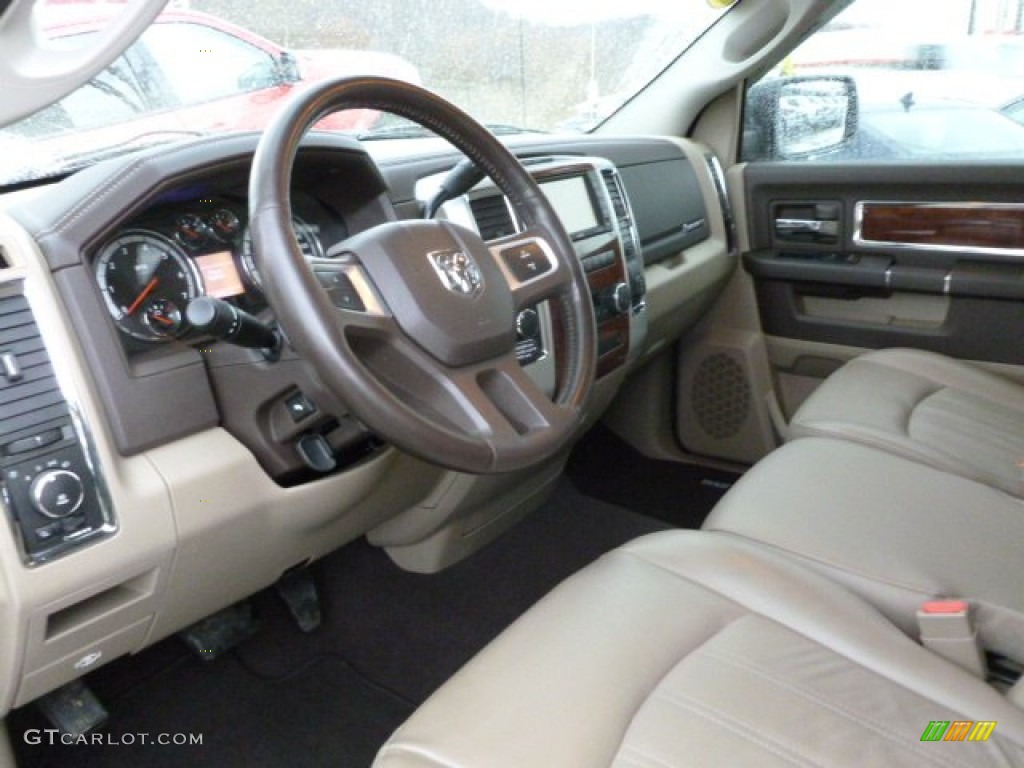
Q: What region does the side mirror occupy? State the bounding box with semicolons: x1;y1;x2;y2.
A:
276;51;302;85
745;75;858;160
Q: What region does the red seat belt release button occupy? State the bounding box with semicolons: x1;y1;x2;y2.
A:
917;599;986;677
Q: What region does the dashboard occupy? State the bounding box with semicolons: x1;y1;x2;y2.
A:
0;129;734;721
91;189;344;349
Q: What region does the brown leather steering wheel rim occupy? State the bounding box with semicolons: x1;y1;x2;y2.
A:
249;76;596;474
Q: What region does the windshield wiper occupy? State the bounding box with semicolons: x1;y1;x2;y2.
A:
358;122;545;140
483;123;547;136
357;123;435;140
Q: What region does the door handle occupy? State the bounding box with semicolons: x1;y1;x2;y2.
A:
775;218;839;237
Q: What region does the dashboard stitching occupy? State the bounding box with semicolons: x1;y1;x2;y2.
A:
39;137;255;239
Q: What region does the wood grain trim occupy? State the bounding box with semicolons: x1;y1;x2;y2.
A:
550;243;631;382
857;203;1024;252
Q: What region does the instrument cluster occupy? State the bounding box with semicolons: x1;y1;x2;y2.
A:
92;196;336;344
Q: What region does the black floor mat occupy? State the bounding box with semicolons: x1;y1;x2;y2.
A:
12;653;411;768
566;423;742;529
235;479;668;705
9;480;665;767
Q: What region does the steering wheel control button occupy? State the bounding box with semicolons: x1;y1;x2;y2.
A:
286;392;317;423
500;241;553;282
30;469;85;519
314;270;365;311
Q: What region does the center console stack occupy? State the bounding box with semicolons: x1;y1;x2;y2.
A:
435;155;648;379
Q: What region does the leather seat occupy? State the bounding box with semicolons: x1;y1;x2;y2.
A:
787;348;1024;498
704;437;1024;664
373;531;1024;767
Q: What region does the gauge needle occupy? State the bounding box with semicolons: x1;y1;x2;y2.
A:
150;313;176;326
126;278;159;316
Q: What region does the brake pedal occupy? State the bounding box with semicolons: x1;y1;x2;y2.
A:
36;679;107;737
275;568;322;633
179;600;259;660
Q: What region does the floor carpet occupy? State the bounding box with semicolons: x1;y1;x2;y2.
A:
9;479;667;767
566;423;742;529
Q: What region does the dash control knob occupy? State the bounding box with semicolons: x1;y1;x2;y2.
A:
30;469;85;519
607;282;632;315
516;308;540;339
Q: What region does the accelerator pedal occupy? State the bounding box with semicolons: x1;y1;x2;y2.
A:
275;567;322;633
179;601;259;661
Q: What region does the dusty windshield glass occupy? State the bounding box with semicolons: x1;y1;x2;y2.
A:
0;0;730;186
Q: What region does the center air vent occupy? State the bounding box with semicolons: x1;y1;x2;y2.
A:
602;170;629;220
469;195;516;240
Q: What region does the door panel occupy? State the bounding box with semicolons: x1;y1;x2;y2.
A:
743;162;1024;365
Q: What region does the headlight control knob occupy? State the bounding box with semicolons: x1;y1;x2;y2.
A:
30;469;84;519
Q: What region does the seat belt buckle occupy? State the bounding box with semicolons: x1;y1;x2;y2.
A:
917;599;987;678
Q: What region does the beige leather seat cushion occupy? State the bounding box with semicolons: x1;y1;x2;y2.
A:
704;437;1024;663
374;531;1024;767
788;348;1024;498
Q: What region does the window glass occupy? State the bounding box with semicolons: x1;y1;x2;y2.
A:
743;0;1024;162
141;23;279;106
5;58;147;138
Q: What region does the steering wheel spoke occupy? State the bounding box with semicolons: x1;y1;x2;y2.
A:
361;336;574;469
488;229;572;310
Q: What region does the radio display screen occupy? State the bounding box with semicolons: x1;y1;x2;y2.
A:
539;175;601;237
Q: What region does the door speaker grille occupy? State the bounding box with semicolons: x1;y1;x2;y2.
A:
691;353;750;440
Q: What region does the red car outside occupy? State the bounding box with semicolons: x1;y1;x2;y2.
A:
1;8;419;181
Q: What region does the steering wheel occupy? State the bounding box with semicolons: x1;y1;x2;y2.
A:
249;77;596;474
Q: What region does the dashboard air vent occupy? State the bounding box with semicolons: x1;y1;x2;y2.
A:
0;295;69;443
469;195;516;240
602;170;629;220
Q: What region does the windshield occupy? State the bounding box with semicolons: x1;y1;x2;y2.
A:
0;0;731;186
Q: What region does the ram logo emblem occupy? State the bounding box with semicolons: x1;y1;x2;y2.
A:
429;249;484;298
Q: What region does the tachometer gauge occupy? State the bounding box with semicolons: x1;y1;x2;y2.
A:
95;231;202;342
240;215;323;291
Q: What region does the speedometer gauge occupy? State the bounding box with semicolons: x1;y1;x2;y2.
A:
240;215;322;291
95;231;202;342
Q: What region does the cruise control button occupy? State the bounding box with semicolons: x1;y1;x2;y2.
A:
500;242;552;282
314;270;365;311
